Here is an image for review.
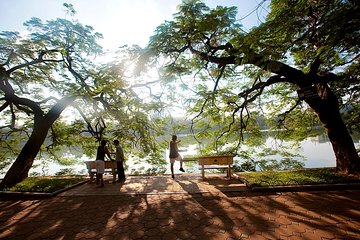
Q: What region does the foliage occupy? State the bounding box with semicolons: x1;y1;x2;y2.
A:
144;166;167;175
145;0;360;173
0;5;166;181
2;176;85;193
239;168;360;187
54;168;77;176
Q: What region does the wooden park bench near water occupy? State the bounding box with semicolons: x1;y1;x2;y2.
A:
84;160;117;182
184;155;234;179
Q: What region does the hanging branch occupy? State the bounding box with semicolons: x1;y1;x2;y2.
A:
72;101;98;138
46;126;59;151
190;65;226;144
277;98;302;126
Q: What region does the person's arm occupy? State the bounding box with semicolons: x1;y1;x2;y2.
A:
104;146;113;161
119;146;125;161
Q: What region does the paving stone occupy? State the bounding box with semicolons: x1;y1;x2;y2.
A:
1;175;360;240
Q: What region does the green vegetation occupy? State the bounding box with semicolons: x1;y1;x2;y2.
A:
239;168;360;187
147;0;360;174
1;176;85;193
1;0;359;188
0;3;164;189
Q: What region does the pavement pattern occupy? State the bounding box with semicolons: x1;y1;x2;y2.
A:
1;174;360;240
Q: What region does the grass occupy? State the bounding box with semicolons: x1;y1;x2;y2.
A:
2;176;85;193
238;168;360;187
2;168;360;192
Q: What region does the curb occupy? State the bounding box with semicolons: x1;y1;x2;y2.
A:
251;182;360;192
236;175;360;193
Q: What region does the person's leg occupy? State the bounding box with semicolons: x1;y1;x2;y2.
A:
170;162;174;178
119;161;125;181
117;161;125;181
96;173;99;185
100;173;104;187
96;160;105;187
117;161;121;181
95;160;101;185
179;156;185;172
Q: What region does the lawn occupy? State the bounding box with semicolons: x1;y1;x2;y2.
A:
2;168;360;193
238;168;360;187
1;176;86;193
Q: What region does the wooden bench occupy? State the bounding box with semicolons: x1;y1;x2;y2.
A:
198;155;234;179
84;160;117;182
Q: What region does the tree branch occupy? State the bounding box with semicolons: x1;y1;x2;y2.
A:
129;79;162;89
277;98;302;125
37;96;59;105
72;100;104;141
6;50;64;74
309;55;322;76
238;75;290;98
3;94;41;115
45;96;76;123
189;45;236;65
188;45;308;87
0;101;9;112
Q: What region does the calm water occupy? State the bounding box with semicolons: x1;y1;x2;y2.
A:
167;136;339;174
1;133;359;177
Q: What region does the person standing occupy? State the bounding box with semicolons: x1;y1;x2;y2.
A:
95;140;113;187
169;135;185;179
113;139;126;182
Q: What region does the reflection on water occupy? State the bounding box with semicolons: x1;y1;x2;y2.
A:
301;137;335;168
2;133;359;178
169;133;360;173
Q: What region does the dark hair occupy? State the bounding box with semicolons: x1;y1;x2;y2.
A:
172;135;177;141
113;140;119;145
101;140;107;146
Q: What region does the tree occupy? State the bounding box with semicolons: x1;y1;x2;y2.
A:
0;9;162;188
146;0;360;174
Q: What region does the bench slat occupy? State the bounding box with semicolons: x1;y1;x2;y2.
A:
84;160;117;182
200;165;232;169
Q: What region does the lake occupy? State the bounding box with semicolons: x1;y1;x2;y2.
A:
1;133;359;178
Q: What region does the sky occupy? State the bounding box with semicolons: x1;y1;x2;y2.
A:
0;0;269;118
0;0;269;51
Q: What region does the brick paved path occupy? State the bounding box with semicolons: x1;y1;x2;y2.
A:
1;175;360;240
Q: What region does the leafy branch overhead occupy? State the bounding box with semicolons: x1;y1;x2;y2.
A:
146;0;359;174
0;11;164;188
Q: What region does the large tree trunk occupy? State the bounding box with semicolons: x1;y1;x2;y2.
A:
0;97;75;189
306;83;360;175
0;117;52;189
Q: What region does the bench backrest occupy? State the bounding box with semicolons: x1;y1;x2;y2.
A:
84;160;116;169
198;155;233;165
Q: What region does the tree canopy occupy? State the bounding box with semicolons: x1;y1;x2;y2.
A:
0;5;164;188
1;0;359;188
145;0;359;173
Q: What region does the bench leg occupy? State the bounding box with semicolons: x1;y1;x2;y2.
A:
201;164;205;179
89;172;94;182
228;166;232;179
112;169;116;183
